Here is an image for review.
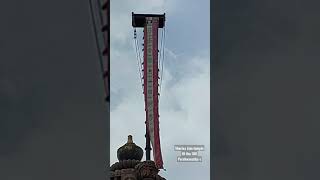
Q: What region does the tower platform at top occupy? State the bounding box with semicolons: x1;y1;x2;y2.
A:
132;12;165;28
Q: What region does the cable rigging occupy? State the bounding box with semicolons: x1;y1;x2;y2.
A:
133;28;144;93
132;21;166;104
159;26;166;96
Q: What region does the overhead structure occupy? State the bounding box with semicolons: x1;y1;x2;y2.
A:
89;1;110;176
89;0;110;102
101;0;110;103
132;12;165;169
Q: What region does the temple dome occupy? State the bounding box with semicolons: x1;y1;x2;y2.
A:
117;135;144;161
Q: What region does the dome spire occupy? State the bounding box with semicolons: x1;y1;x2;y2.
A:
128;135;133;143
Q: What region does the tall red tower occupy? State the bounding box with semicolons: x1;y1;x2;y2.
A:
132;13;165;169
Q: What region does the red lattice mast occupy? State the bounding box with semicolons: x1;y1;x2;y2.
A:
132;13;165;169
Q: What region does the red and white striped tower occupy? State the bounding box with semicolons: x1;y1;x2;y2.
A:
132;13;165;169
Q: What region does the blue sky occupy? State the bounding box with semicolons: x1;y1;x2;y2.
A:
110;0;210;179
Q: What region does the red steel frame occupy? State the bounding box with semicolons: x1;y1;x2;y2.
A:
143;17;163;169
